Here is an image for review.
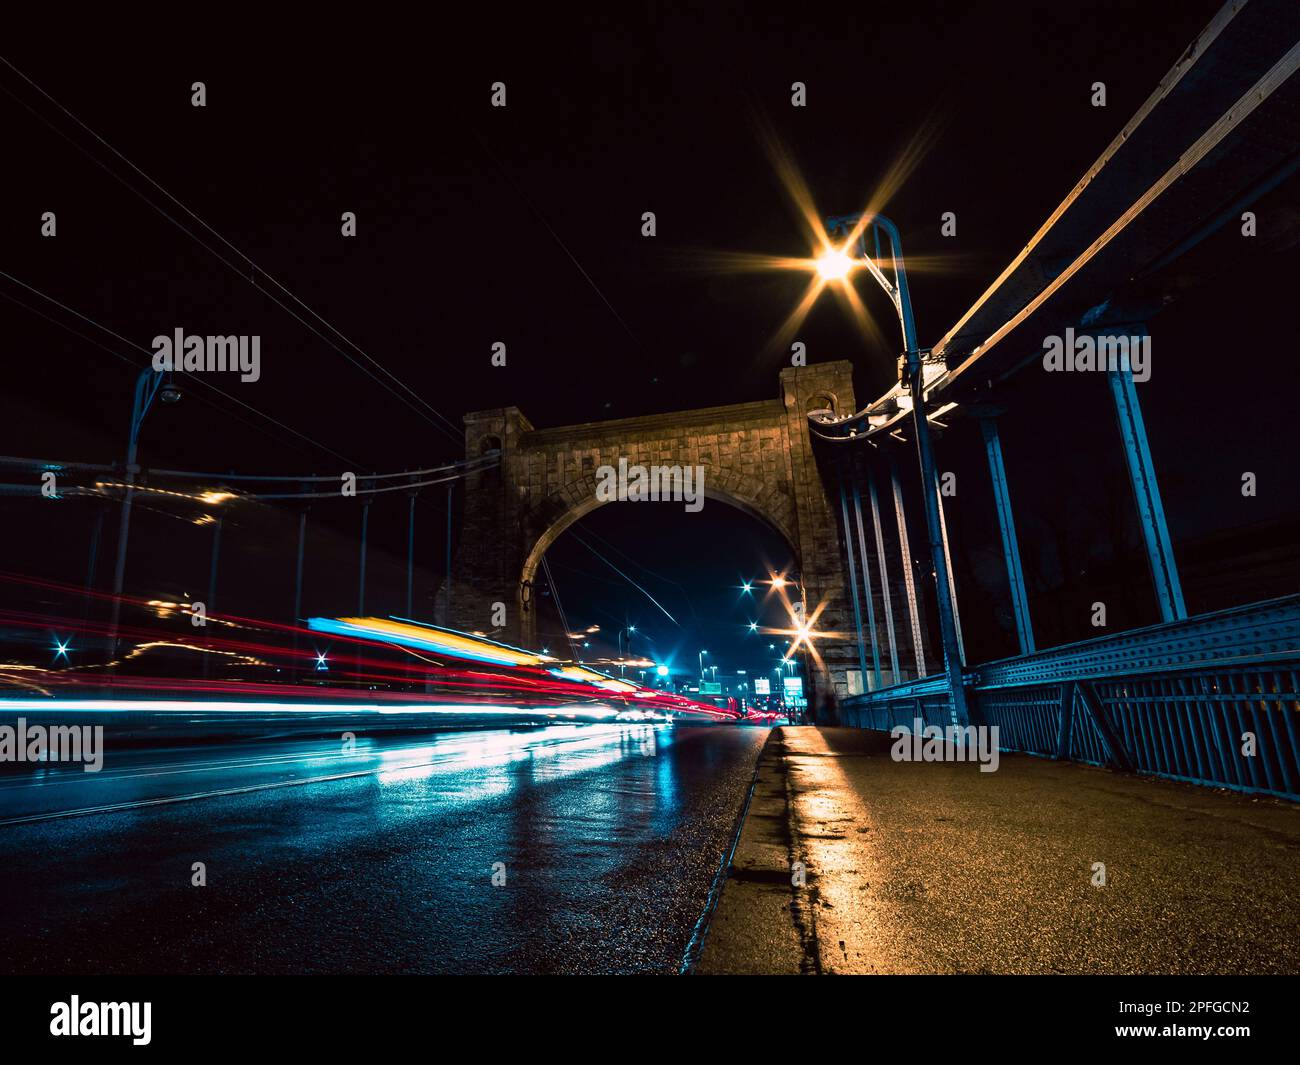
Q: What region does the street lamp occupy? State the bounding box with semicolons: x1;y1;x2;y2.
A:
698;649;707;678
106;367;180;660
814;248;856;281
617;624;637;676
810;213;971;725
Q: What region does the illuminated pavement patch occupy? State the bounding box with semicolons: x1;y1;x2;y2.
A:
701;726;1300;975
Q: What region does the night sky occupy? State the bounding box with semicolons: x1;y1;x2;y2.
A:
3;1;1298;680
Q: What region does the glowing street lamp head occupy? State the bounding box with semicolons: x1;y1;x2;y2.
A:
748;621;758;632
770;574;788;589
815;247;855;281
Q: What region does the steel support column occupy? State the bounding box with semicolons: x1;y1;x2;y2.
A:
358;499;371;616
444;482;454;627
980;417;1035;654
292;506;307;678
1105;334;1186;622
865;466;901;684
888;452;926;679
207;516;223;612
82;505;104;626
202;515;223;681
935;482;967;667
107;368;163;660
904;353;972;726
838;475;871;694
849;474;883;689
406;490;417;619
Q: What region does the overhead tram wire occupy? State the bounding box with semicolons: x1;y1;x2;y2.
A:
575;523;701;622
0;452;498;498
540;556;581;663
565;530;680;627
0;278;469;550
0;57;463;447
0;286;364;470
146;455;498;483
0;270;366;469
470;127;649;356
229;460;496;499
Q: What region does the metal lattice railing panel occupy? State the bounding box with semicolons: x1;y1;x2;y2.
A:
839;598;1300;800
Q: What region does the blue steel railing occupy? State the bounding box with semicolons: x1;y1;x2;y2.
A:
838;594;1300;801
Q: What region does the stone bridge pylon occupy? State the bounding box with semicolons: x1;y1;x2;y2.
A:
440;362;861;714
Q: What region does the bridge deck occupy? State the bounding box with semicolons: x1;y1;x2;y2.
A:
698;727;1299;975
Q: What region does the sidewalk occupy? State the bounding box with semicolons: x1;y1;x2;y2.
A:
696;726;1300;974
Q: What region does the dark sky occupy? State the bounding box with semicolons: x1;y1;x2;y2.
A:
3;1;1297;678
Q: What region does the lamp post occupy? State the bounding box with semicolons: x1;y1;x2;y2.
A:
106;367;180;661
817;213;972;725
698;649;707;679
617;624;636;676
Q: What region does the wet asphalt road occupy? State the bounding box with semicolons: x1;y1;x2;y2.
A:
0;723;768;974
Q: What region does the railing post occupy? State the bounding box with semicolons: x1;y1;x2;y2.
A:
980;416;1036;654
1077;681;1134;772
1056;680;1076;760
